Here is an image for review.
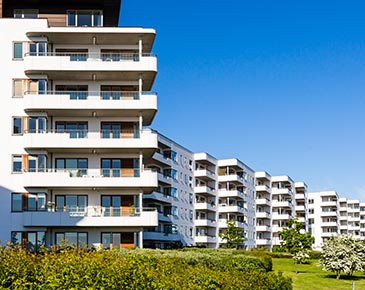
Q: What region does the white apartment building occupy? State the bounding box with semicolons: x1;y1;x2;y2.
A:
217;159;256;249
308;191;340;250
1;0;160;250
143;134;195;249
338;198;361;238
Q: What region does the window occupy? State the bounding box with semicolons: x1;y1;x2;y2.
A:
11;231;45;251
12;193;23;212
27;155;46;172
101;232;134;249
55;232;88;248
56;121;88;138
13;80;24;97
12;117;23;135
101;122;139;139
29;42;47;56
12;192;46;212
67;10;103;27
55;158;88;177
101;195;136;217
55;84;88;99
27;117;46;133
13;42;23;59
101;158;139;177
12;155;22;173
14;9;38;19
56;195;88;212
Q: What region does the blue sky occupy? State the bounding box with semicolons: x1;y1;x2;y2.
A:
120;1;365;200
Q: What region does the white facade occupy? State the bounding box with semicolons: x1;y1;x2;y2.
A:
308;191;340;250
143;134;195;248
1;14;159;249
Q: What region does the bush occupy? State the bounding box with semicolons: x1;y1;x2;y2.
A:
309;250;321;260
0;246;292;289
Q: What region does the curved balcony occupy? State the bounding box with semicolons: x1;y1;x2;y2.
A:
24;91;157;124
22;207;158;227
24;52;157;88
23;129;158;155
23;168;158;191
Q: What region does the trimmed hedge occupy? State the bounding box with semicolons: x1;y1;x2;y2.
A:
0;246;292;289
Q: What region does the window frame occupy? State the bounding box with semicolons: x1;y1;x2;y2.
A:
13;42;24;60
12;155;23;173
14;9;39;19
66;10;103;27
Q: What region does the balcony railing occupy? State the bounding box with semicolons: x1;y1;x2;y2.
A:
24;52;155;62
24;129;142;139
24;168;140;178
24;90;156;100
49;206;156;217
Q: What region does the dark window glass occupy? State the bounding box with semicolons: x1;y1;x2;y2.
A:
12;155;22;173
13;118;22;134
12;193;23;211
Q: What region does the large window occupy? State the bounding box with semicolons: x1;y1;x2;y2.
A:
11;231;46;251
101;195;136;217
11;192;46;212
101;232;134;249
14;9;38;19
27;155;46;172
13;79;24;97
55;232;88;248
29;42;47;56
27;117;46;133
13;42;23;59
56;121;88;138
101;158;139;177
55;195;88;212
67;10;102;27
55;158;88;177
101;122;138;139
55;85;88;100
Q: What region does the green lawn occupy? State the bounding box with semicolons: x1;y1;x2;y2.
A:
273;258;365;290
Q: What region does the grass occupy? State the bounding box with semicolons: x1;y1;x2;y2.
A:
273;258;365;290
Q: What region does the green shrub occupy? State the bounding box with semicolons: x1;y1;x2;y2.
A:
309;250;321;260
0;246;292;289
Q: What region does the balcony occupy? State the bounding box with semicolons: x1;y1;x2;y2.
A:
256;239;271;246
24;53;157;88
295;205;306;212
23;169;158;191
256;225;271;232
143;191;172;204
195;202;216;212
194;186;216;196
322;232;338;238
272;213;292;220
321;210;338;217
272;200;294;208
256;198;271;206
321;221;338;227
195;219;216;227
194;169;216;181
195;235;217;244
218;220;246;228
153;152;172;167
22;207;158;227
255;185;271;193
256;212;271;219
218;174;245;185
218;205;246;214
24;91;157;124
218;190;245;199
23;129;158;155
143;232;180;241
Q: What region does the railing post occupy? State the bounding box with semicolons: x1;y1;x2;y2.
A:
138;74;142;99
138;38;143;59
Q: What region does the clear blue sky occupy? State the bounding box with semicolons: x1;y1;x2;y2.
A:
120;0;365;200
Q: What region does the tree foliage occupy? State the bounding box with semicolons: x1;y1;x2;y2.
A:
279;218;314;255
319;235;365;279
219;220;245;248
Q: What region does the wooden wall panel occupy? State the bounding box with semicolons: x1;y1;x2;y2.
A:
39;13;66;27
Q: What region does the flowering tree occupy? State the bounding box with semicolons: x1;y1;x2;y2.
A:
319;235;365;279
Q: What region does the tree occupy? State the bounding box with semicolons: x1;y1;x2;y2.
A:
279;218;314;273
319;235;365;279
219;220;245;248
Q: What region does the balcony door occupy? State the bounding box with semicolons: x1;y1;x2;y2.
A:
55;85;88;100
55;195;87;212
101;232;135;249
55;121;88;138
101;195;135;217
55;158;88;176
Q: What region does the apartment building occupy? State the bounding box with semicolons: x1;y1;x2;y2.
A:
143;134;195;249
1;0;159;249
338;198;361;238
308;191;340;250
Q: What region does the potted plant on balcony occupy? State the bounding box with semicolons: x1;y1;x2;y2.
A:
129;204;136;216
47;201;55;212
